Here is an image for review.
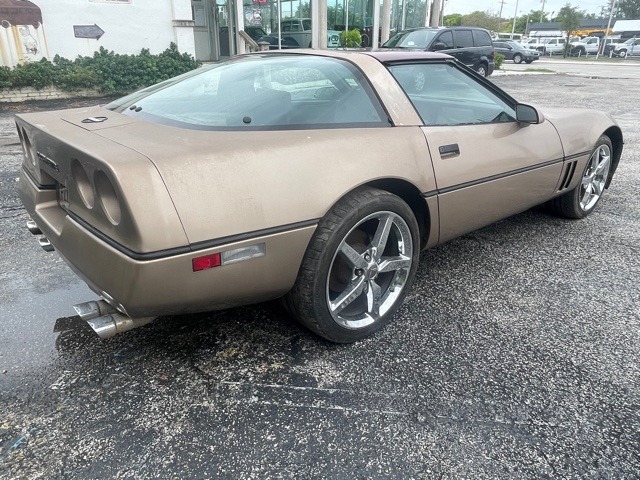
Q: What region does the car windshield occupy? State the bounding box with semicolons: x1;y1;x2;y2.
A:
382;29;439;48
105;55;388;130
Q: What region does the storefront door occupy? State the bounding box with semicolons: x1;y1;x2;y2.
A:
192;0;236;61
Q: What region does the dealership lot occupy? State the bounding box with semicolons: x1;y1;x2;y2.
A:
1;70;639;478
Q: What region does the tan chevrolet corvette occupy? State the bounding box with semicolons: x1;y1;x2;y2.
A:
17;50;623;342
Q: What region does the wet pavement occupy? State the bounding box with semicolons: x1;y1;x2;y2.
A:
1;77;639;479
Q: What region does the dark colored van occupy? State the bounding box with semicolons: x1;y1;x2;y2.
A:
381;27;495;77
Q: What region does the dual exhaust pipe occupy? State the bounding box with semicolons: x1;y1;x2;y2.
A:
73;300;155;339
27;221;155;339
27;220;54;252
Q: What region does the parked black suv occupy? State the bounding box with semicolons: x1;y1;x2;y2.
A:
381;27;495;77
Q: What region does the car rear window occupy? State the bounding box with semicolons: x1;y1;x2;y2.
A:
107;55;389;130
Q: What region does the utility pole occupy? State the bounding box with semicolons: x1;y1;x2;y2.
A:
498;0;507;21
597;0;617;59
510;0;519;39
540;0;546;23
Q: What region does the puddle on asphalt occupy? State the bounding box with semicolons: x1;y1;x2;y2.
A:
0;281;97;380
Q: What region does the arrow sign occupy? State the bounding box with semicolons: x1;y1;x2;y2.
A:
73;24;105;40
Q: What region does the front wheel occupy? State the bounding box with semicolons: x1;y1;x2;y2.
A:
285;187;420;343
549;135;613;219
513;53;523;64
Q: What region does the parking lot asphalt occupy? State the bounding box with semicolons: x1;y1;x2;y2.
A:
1;73;639;479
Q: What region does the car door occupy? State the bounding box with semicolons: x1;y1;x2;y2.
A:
494;42;512;59
387;62;565;243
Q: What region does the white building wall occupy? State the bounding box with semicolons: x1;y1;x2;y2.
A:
37;0;195;59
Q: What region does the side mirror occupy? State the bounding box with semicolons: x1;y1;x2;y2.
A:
431;42;447;51
516;103;545;124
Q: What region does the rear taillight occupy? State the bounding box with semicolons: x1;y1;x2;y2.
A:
192;243;266;272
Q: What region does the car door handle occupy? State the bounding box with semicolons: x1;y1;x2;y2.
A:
438;143;460;157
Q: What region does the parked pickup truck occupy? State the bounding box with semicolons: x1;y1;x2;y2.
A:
541;37;566;55
569;36;601;56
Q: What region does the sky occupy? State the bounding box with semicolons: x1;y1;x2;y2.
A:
444;0;610;19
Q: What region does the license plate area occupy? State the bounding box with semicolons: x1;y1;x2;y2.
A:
56;181;69;210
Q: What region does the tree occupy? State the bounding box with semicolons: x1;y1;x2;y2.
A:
460;11;501;32
618;0;640;19
443;13;462;26
556;4;581;57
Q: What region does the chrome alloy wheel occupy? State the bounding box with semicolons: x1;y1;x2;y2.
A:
580;143;611;211
326;211;413;329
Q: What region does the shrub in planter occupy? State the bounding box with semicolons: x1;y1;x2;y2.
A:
0;43;200;94
340;29;362;48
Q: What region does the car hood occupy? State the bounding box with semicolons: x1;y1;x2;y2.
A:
541;107;620;157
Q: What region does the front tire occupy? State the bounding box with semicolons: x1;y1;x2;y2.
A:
285;187;420;343
549;135;613;219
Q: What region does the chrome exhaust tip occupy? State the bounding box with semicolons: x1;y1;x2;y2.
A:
73;300;117;321
38;237;54;252
85;313;155;339
27;220;42;235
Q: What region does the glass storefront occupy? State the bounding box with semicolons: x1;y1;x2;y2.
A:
193;0;431;61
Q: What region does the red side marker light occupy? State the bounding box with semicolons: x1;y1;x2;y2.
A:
192;253;221;271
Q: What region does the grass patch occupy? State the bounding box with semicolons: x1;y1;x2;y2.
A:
524;68;556;73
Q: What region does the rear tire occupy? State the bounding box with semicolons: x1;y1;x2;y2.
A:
513;53;523;64
476;63;488;77
548;135;613;219
285;187;420;343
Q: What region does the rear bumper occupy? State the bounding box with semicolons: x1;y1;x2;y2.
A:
19;169;315;318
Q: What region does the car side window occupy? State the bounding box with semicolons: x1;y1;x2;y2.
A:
388;63;516;126
472;30;492;47
434;31;454;49
455;30;473;48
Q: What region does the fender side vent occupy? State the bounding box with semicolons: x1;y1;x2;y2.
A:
559;160;577;191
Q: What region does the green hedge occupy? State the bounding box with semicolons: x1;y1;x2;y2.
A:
0;43;200;94
495;53;505;69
